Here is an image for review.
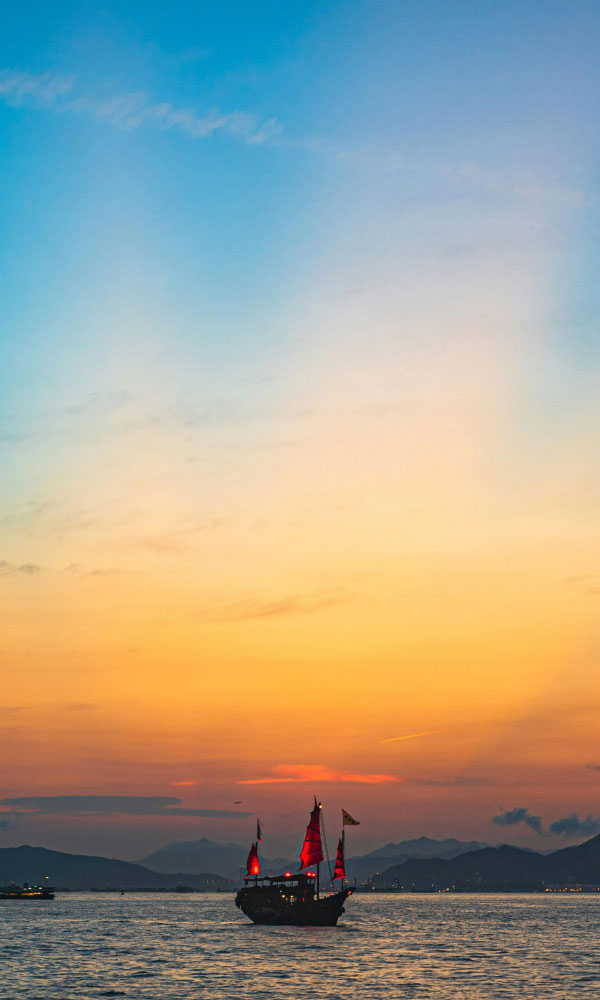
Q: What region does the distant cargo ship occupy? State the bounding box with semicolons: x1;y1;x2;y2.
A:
0;882;55;900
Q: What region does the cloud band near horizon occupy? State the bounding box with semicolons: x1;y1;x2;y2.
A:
0;796;252;818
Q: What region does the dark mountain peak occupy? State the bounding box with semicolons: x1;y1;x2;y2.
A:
374;832;600;890
549;832;600;860
0;845;231;891
364;837;491;860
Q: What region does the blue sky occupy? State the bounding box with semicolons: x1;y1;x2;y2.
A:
2;1;598;396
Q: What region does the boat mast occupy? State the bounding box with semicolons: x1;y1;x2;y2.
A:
317;802;321;899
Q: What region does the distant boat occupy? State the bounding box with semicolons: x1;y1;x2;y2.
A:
235;799;356;926
0;882;55;900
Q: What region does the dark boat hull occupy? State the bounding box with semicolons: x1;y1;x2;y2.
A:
0;890;55;900
235;885;349;926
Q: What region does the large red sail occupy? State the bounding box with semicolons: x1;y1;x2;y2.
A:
333;836;346;881
299;798;324;869
246;842;260;877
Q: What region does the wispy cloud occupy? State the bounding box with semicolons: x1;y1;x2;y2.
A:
289;136;593;209
549;813;600;838
0;69;593;213
0;560;42;578
440;161;594;209
0;69;74;104
0;795;252;818
0;67;280;145
564;574;600;596
411;775;492;787
239;764;398;785
216;587;351;622
492;807;543;834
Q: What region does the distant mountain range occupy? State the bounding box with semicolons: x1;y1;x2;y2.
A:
139;835;491;882
372;834;600;890
139;837;291;881
346;837;492;882
0;846;232;891
4;835;599;892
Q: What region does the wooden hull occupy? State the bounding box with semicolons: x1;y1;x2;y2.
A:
235;885;349;926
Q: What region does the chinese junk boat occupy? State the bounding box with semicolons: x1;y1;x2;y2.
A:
235;800;358;926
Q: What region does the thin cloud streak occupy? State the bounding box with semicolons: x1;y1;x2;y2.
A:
216;588;351;622
0;560;42;578
239;764;398;785
381;729;449;744
0;69;592;211
0;67;280;145
0;795;252;818
0;69;74;103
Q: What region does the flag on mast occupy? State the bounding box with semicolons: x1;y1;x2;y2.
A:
256;819;263;842
342;809;360;826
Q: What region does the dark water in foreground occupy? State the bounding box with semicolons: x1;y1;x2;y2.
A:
1;892;599;999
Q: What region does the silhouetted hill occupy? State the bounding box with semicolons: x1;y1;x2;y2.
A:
347;838;491;881
543;834;600;882
364;837;492;860
376;834;600;890
140;838;247;878
140;837;291;880
139;835;492;882
0;846;232;891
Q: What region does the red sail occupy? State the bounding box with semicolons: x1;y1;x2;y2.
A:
333;837;346;881
299;799;324;869
246;842;260;877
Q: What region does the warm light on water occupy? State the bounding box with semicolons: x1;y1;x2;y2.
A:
1;893;599;998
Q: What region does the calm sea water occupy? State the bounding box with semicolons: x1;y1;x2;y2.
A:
1;892;599;999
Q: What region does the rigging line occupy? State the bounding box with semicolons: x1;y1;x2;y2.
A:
271;838;304;863
319;808;334;882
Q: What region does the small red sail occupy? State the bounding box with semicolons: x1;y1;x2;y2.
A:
299;798;324;870
246;842;260;877
333;836;346;881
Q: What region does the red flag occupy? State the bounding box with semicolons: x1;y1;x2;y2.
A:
299;798;324;870
333;836;346;881
246;842;260;877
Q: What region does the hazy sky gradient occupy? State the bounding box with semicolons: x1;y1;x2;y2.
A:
1;0;599;859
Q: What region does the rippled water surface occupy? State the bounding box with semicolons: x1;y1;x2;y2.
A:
1;892;600;999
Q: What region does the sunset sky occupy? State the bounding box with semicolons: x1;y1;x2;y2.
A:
2;0;600;861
